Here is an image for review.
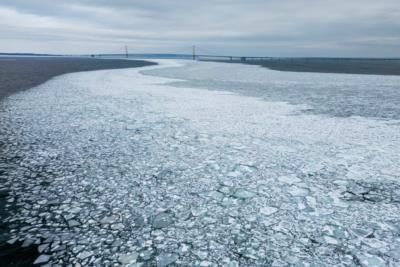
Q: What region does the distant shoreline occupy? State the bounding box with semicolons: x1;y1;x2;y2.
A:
217;58;400;76
0;57;156;101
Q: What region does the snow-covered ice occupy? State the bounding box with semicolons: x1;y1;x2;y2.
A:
0;60;399;266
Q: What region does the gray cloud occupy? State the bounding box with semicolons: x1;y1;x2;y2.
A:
1;0;399;57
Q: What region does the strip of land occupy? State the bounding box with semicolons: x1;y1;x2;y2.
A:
218;58;400;76
0;57;156;101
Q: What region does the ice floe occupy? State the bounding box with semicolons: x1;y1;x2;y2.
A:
0;60;399;266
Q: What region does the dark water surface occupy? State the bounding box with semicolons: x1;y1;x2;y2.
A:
0;57;156;100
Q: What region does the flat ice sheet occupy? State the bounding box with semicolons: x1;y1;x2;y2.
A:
143;61;400;120
1;60;399;266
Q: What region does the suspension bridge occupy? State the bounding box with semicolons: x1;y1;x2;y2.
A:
90;45;274;62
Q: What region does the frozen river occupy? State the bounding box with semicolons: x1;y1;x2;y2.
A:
1;60;400;266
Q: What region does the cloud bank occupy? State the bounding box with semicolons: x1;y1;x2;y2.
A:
1;0;399;57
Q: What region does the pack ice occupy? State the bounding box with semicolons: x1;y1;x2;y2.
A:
0;60;399;266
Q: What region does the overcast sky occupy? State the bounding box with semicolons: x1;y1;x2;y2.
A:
1;0;399;57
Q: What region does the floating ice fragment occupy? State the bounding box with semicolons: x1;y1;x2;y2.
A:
225;260;239;267
357;253;386;267
208;191;224;201
305;196;317;207
72;245;84;254
100;215;119;224
271;259;287;267
297;201;306;210
33;254;51;265
288;187;309;197
227;171;241;178
77;251;94;260
21;238;34;247
191;207;207;217
361;238;388;250
389;242;400;258
179;243;190;254
218;186;231;195
119;252;139;264
111;223;125;230
140;249;154;261
200;261;212;267
323;235;338;245
67;220;80;228
6;237;18;245
194;250;208;260
156;253;178;267
245;215;257;222
134;215;146;227
278;175;301;184
260;206;278;216
333;180;348;186
233;188;256;199
126;263;144;267
286;255;301;265
152;212;173;229
69;207;82;214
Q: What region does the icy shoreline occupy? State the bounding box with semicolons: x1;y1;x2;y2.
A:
1;60;399;266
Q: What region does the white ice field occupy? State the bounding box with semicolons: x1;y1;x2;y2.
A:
1;60;400;266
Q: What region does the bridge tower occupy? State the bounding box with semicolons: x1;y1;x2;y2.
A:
192;45;196;60
125;45;129;58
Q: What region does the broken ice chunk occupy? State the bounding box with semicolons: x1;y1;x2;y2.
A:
260;206;278;216
357;253;385;267
156;253;178;267
33;255;51;265
233;188;256;199
152;212;174;229
278;175;301;184
119;252;139;264
288;186;309;197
